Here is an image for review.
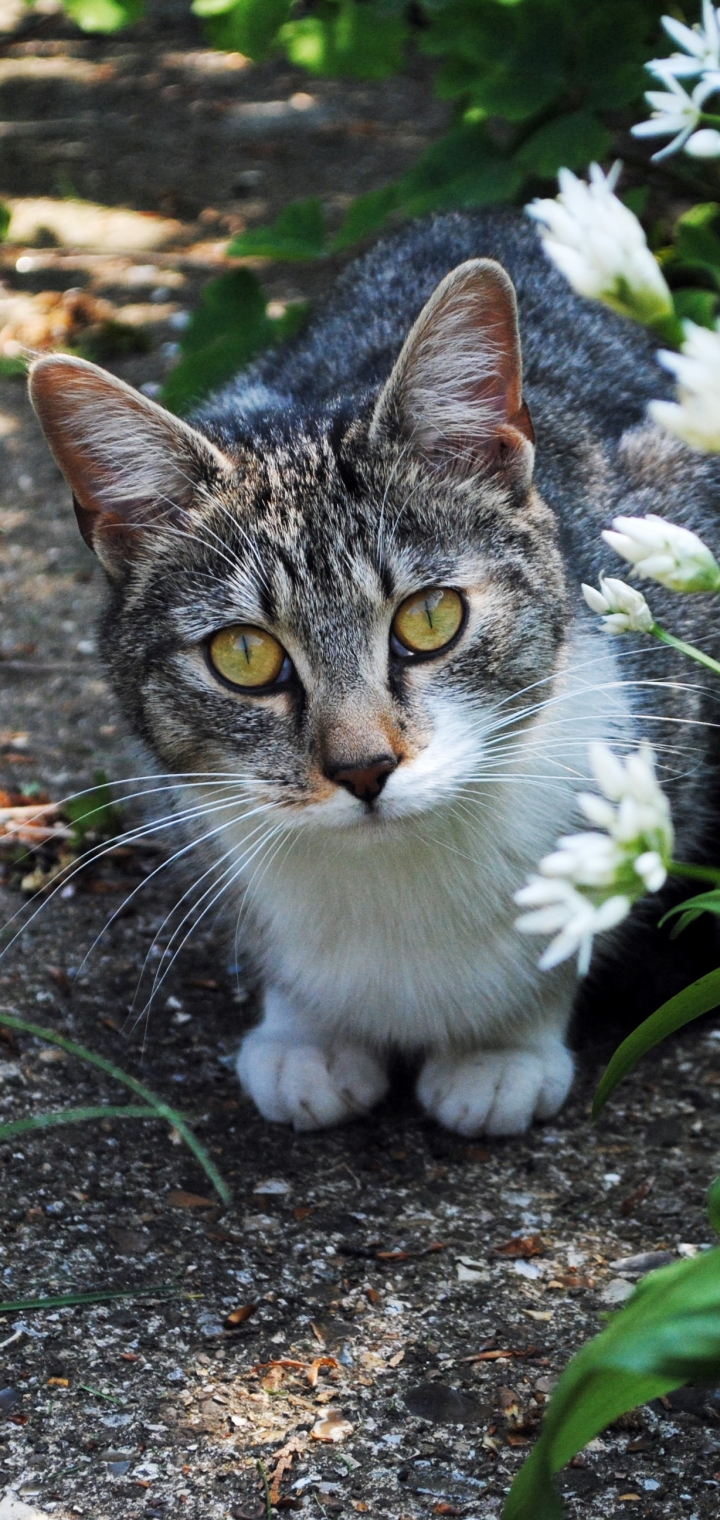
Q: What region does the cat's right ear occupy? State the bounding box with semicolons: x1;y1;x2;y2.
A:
369;257;534;486
29;355;234;579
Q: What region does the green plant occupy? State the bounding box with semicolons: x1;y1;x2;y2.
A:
0;1013;230;1203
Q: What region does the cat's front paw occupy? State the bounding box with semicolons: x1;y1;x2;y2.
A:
236;1030;389;1131
417;1043;574;1137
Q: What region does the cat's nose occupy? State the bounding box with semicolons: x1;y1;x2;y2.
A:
327;755;398;803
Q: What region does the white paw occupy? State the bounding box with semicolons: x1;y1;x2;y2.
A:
236;1030;389;1131
417;1043;574;1137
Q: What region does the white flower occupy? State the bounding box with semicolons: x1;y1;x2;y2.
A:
649;321;720;456
515;878;630;975
685;126;720;155
582;576;655;633
514;742;673;973
602;511;720;592
631;73;720;160
526;164;673;326
649;2;720;79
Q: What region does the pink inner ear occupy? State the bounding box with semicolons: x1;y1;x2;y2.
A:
392;258;534;469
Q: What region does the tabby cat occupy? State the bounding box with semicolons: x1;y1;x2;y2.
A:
28;211;720;1136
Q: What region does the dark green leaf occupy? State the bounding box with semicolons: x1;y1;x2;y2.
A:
504;1247;720;1520
593;966;720;1118
399;123;523;216
64;0;143;32
228;199;326;260
661;888;720;937
0;1285;186;1314
514;111;612;177
330;185;401;250
0;203;10;242
281;0;407;79
671;288;719;329
161;269;307;415
709;1177;720;1236
197;0;291;58
674;203;720;286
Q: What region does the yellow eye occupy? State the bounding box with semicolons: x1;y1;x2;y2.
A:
209;625;286;689
392;587;465;655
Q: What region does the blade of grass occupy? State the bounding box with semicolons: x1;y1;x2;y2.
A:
592;965;720;1118
0;1285;189;1314
0;1011;231;1204
0;1104;155;1139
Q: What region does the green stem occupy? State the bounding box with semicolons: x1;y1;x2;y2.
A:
651;622;720;678
669;860;720;886
0;1011;231;1205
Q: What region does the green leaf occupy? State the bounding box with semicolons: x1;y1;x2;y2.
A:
399;123;523;216
709;1177;720;1236
671;287;719;329
675;203;720;286
0;1285;187;1315
64;770;119;844
592;965;720;1119
280;0;407;79
228;199;326;260
0;203;10;242
0;1012;231;1203
661;888;720;938
161;269;307;415
514;111;612;177
504;1247;720;1520
64;0;143;33
196;0;291;58
330;184;401;250
0;1105;155;1140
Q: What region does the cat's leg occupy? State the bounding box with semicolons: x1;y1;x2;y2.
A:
236;986;389;1131
416;985;575;1137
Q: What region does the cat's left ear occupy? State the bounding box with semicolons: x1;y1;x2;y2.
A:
29;355;235;579
370;258;534;484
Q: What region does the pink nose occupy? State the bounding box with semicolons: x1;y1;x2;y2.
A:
328;756;398;803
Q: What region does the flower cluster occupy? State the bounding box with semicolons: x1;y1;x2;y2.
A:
582;576;654;634
515;742;673;974
650;321;720;456
633;2;720;160
603;512;720;592
526;164;673;326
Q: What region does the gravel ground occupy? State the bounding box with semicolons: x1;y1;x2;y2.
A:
1;11;720;1520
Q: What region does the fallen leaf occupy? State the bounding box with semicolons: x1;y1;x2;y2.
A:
47;1377;69;1387
166;1190;215;1208
617;1496;641;1503
620;1178;654;1216
493;1234;544;1258
351;1505;369;1514
310;1322;326;1348
293;1206;312;1220
225;1303;258;1328
433;1506;463;1516
524;1310;553;1322
267;1433;306;1503
310;1409;354;1443
306;1356;339;1388
388;1349;405;1368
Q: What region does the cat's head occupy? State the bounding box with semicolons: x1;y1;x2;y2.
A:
29;258;567;830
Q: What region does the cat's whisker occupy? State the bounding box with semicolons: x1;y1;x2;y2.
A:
77;803;282;986
135;819;288;1023
0;789;281;960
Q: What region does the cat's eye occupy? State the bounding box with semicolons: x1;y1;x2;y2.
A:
391;587;465;657
208;625;287;689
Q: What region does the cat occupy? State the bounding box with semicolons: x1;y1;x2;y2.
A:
27;209;720;1137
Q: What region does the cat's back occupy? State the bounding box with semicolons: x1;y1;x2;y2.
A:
200;209;670;444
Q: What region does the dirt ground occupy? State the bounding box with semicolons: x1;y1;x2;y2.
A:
2;8;720;1520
